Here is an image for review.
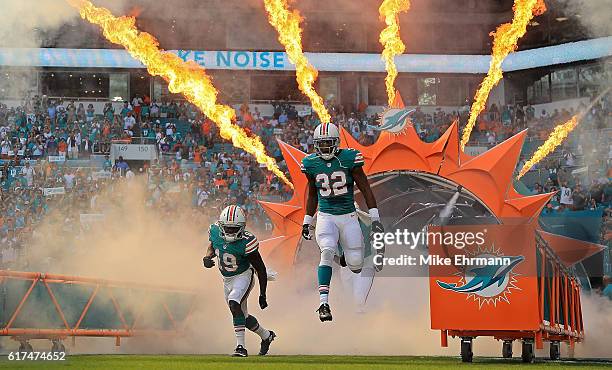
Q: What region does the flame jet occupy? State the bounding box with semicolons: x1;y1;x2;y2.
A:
379;0;410;106
67;0;292;187
516;116;578;179
263;0;331;124
461;0;546;149
517;87;610;179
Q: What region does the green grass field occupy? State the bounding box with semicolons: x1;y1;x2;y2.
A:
0;355;611;369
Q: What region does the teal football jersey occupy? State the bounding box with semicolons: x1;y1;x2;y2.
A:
301;148;364;215
209;224;258;277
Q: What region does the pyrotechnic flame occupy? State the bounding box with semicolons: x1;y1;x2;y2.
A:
461;0;546;149
263;0;331;124
378;0;410;107
67;0;292;188
516;115;578;179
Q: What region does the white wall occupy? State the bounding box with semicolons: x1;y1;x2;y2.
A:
230;103;311;118
1;99;125;113
366;105;464;117
532;97;590;117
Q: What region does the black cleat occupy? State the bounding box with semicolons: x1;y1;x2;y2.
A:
258;331;276;355
317;303;333;322
232;345;248;357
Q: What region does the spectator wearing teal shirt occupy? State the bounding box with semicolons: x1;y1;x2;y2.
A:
86;104;95;122
104;102;115;121
602;276;612;300
120;102;132;118
103;155;112;171
141;104;150;120
160;102;168;118
502;105;512;125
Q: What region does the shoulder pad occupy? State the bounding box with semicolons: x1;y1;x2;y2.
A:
242;230;257;242
339;148;363;166
303;153;318;162
243;230;259;254
208;223;219;240
301;153;318;172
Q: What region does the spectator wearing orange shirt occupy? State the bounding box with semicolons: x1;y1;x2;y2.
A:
213;173;227;189
57;139;68;157
200;120;212;136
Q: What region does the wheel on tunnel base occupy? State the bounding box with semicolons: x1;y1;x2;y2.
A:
461;337;473;363
549;341;560;360
521;339;535;363
502;340;513;358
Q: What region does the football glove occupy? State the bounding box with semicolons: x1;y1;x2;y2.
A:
371;220;384;234
374;246;385;272
202;256;215;269
302;224;313;240
371;221;385;272
259;294;268;309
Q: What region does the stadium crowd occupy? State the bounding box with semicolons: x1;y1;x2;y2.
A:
0;92;610;295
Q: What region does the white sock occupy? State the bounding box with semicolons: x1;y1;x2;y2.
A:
234;325;245;347
254;325;271;340
320;293;329;305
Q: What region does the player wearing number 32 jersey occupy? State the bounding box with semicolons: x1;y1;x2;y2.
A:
203;205;276;357
301;122;384;322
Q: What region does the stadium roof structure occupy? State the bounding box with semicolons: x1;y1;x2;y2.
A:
0;36;610;73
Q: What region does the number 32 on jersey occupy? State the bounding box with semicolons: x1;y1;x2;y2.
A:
316;171;348;197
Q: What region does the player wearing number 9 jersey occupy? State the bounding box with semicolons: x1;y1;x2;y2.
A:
202;205;276;357
301;123;385;322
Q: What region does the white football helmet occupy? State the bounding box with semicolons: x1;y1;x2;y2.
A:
313;123;340;160
218;205;247;242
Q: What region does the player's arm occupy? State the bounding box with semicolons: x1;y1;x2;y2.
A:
353;165;385;271
203;226;216;268
202;243;215;268
302;174;317;240
353;166;384;234
247;251;269;309
204;242;214;258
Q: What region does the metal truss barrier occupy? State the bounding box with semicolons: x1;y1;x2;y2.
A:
0;270;197;348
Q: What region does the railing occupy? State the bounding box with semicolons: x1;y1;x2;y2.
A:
0;270;197;344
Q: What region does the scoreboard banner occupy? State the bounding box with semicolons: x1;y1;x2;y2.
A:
43;187;66;196
110;144;158;162
0;36;610;73
48;155;66;163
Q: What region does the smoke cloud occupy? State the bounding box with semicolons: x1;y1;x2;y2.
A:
0;0;609;359
558;0;612;38
2;177;604;359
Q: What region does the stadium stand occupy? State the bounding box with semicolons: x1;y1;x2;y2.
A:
0;90;610;294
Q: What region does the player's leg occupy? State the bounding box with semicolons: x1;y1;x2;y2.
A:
245;315;276;355
228;300;247;356
339;257;374;312
315;212;340;321
226;269;255;357
352;257;375;312
239;269;277;355
338;213;365;274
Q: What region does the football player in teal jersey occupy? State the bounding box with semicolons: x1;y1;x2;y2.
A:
203;205;276;357
301;122;384;322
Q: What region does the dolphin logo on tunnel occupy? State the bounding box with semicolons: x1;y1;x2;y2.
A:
436;254;524;307
370;108;414;134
